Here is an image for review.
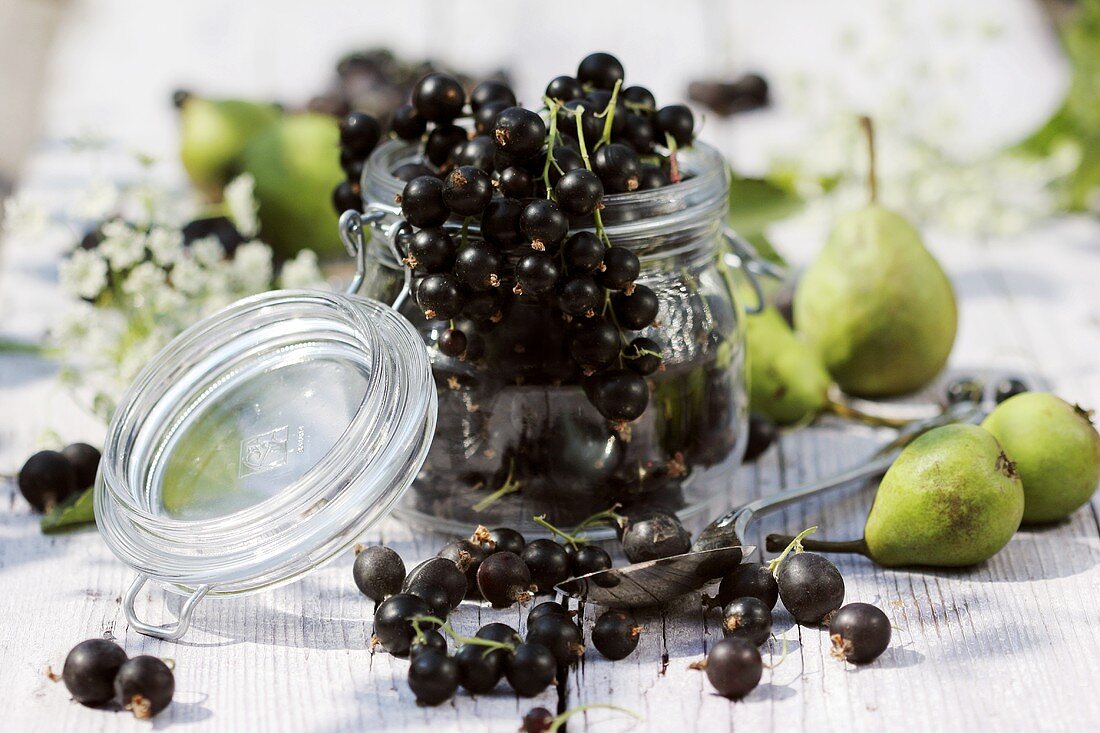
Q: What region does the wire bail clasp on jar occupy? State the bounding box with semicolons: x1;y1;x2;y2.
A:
122;575;210;641
720;226;786;315
339;206;412;310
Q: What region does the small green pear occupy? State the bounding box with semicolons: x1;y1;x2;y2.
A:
981;392;1100;524
240;113;344;260
794;118;957;397
744;300;830;425
766;424;1024;567
179;97;280;198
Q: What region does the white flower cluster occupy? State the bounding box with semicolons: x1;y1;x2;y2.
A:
49;172;328;419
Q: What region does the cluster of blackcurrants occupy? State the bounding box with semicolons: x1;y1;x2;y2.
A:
332;52;696;423
945;375;1028;407
17;443;101;514
54;639;175;720
696;535;891;699
352;523;642;706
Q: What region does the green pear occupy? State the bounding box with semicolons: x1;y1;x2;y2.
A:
981;392;1100;524
794;118;957;397
766;424;1024;567
179;97;280;198
744;299;830;424
240;113;344;260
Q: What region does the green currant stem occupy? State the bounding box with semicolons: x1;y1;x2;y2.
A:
574;106;592;170
412;616;517;654
665;133;681;183
549;704;641;733
593;79;623;150
533;514;587;550
571;504;624;534
460;216;475;247
540;97;562;199
766;525;818;578
472;458;520;512
762;632;790;670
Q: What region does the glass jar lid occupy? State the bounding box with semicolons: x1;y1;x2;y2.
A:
95;235;436;638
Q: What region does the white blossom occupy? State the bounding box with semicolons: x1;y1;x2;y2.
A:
279;249;327;290
190;236;227;268
147;226;184;265
75;179;120;220
169;257;206;296
224;174;260;238
58;249;109;300
231;241;274;292
121;261;166;299
98;220;147;270
1;195;49;240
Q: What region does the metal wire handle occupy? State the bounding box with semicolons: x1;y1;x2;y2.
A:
720;226;787;315
123;574;210;641
338;207;411;310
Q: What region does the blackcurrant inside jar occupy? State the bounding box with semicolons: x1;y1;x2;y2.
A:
360;139;749;537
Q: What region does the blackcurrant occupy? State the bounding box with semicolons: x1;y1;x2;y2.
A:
945;376;983;405
623;114;657;154
114;655;175;719
476;551;534;608
521;539;572;593
611;284;658;329
412;72;466;123
655;104;695;146
438;538;486;593
637;164;668;191
577;52;625;91
716;562;779;610
416;273;463;320
18;450;77;512
339;112;381;157
619;510;690;562
332;180;362;214
519;199;569;248
829;602;891;664
743;414;778;463
570;544;613;576
589;370;649;422
497;166;535;198
483;527;526;556
409;629;448;661
721;597;772;646
353;545;406;603
492;107;547;161
454;242;503;291
399;176;449;228
61;638;128;706
591;610;640;660
554;169;604;217
391;104;427;141
569;318;620;369
775;552;845;626
994;377;1029;404
558;276;602;317
403;557;468;612
425;123;468;167
408;648;459;706
525;615;584;666
527;601;571;625
374;593;436;657
438;328;468;358
623;337;661;375
563;231;604;274
505;643;557;697
546;75;584;102
391;162;436;182
454;136;497;173
621;85;657;114
443;166;494;216
470;80;517;111
522;707;556;733
592;143;641;193
480;198;524;248
408;227;456;273
463;290;504;322
475;622;521;646
514;252;560;296
61;443;101;490
181;215;245;253
340;149;365;182
596;246;640;290
702;638;762;700
474;100;510;136
454;643;503;694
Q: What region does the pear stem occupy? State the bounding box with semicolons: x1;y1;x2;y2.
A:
824;397;909;429
765;533;870;557
859;115;878;205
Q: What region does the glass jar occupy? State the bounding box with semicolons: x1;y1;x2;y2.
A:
359;140;750;536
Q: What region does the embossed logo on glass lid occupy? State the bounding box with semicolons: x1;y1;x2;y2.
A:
239;426;290;477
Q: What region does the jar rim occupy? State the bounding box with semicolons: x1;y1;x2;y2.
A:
95;289;437;593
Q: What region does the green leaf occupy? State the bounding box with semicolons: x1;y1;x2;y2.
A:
40;487;96;534
726;174;803;266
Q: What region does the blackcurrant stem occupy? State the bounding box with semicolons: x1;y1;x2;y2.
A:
593;79;624;150
762;633;790;670
548;703;641;732
859;115;878;205
765;534;871;557
460;216;474;247
574;105;593;170
413;616;517;654
766;526;818;578
571;504;624;534
532;514;586;549
540;97;562;199
665;133;681;183
472;458;520;512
